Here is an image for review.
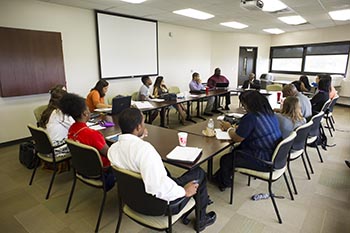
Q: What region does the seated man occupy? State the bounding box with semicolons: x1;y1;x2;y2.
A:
108;108;216;231
207;68;231;111
242;73;261;90
138;76;158;124
189;72;215;116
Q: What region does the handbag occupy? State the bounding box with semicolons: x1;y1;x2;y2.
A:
19;141;38;169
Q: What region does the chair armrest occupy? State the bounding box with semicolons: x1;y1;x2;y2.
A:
53;141;67;149
168;196;190;214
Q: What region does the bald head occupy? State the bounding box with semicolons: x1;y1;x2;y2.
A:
282;84;298;97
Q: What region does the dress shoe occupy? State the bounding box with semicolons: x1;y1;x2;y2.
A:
197;211;216;231
346;160;350;168
203;112;213;116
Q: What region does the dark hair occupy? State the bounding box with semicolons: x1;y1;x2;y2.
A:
192;72;199;79
118;108;143;134
291;80;303;92
239;90;274;115
318;78;330;92
38;87;67;128
91;80;109;97
59;93;87;121
141;76;150;85
299;75;311;91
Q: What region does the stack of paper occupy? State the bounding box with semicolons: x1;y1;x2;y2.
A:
132;101;154;109
166;146;202;163
214;129;231;140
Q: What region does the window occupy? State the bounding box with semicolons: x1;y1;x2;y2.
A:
269;42;350;75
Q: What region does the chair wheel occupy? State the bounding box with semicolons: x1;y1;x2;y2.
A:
182;217;191;225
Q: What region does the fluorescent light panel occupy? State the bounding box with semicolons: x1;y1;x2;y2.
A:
173;8;214;20
329;9;350;21
278;15;307;25
220;21;248;29
262;0;288;12
120;0;147;3
263;28;285;34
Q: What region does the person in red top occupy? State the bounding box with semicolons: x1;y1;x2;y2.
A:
207;68;231;111
59;93;110;167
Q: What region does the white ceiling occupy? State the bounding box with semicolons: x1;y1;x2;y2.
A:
40;0;350;34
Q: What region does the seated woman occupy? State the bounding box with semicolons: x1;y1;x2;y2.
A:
38;85;75;156
86;80;112;112
276;96;306;139
214;90;282;191
60;93;111;168
299;75;312;92
315;74;337;99
153;76;187;124
311;77;330;115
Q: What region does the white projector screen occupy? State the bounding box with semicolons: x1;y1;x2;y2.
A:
96;11;158;79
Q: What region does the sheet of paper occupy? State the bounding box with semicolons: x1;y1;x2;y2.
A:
132;101;154;109
89;124;106;131
166;146;202;163
87;121;99;127
225;112;244;118
150;98;165;102
214;128;231;140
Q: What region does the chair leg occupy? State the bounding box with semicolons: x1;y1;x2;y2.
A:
315;144;324;163
65;175;77;213
287;162;298;195
230;171;235;205
326;118;333;137
283;173;294;200
115;206;123;233
304;148;314;174
329;117;335;131
301;154;311;180
45;165;57;199
29;158;40;185
268;182;282;224
95;190;107;233
331;115;335;125
247;176;251;186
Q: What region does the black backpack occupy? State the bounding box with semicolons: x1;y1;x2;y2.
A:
19;141;38;169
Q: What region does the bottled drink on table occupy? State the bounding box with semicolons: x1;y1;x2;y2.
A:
207;118;214;130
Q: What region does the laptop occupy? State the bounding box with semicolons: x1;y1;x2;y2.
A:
111;95;131;115
215;82;229;89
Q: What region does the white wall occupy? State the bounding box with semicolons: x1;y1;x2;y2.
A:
210;32;272;87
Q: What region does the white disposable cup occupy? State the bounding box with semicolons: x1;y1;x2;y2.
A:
178;132;188;147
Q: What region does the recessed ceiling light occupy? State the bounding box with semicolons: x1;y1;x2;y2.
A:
120;0;147;3
329;9;350;21
263;28;285;34
278;15;307;25
220;21;248;29
262;0;288;12
173;8;214;20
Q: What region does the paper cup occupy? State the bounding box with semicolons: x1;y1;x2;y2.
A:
178;132;188;147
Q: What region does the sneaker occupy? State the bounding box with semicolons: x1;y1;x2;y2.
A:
251;193;269;201
197;211;216;231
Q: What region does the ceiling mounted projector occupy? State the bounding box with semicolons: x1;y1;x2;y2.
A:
240;0;264;11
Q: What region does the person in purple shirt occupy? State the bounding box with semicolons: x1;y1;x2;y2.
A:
189;72;214;116
207;68;231;110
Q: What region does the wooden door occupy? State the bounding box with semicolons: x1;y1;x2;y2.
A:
238;47;257;87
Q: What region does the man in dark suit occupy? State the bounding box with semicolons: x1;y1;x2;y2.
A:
242;73;261;90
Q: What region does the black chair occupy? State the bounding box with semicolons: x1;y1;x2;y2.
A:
27;124;71;199
304;111;325;174
324;95;339;137
65;139;113;233
230;131;297;224
288;120;313;195
112;166;199;233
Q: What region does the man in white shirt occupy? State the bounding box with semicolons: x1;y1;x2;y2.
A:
108;108;216;231
138;76;158;124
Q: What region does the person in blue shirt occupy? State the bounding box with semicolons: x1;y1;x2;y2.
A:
214;90;282;191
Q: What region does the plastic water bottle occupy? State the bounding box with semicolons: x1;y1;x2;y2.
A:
207;118;214;130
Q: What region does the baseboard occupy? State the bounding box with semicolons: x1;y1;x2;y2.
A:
0;137;32;148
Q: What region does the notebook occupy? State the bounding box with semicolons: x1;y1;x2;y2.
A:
111;95;131;115
166;146;202;164
215;82;229;89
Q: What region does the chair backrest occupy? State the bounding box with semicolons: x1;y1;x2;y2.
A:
66;139;103;179
272;131;297;169
292;120;313;151
309;111;324;137
33;105;48;122
131;91;139;101
27;124;53;155
113;166;167;216
168;86;180;94
327;95;339;113
266;84;283;91
321;99;331;112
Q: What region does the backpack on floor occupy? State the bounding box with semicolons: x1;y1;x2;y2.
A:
19;141;38;169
